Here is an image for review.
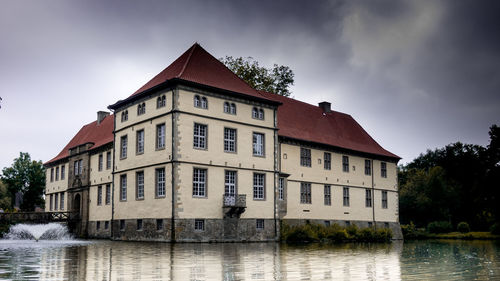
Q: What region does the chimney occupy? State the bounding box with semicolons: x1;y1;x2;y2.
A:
318;101;331;113
97;111;110;124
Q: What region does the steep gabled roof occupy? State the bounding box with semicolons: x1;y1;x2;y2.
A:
259;91;400;160
129;43;272;102
45;114;114;165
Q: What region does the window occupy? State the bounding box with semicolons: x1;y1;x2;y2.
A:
193;168;207;197
365;159;371;175
120;220;125;231
343;187;350;206
230;103;236;114
365;189;372;207
105;184;111;205
324;185;331;205
97;185;102;205
224;128;236;152
73;161;78;176
278;178;285;200
137;219;143;230
224;171;237;197
252;133;264;156
120;136;127;158
157;219;163;230
300;182;312;204
342;156;349;172
61;166;65;180
54;193;58;211
157;95;166;108
252;107;258;119
106;152;111;169
98;154;103;171
300;148;311;167
60;192;64;210
78;159;83;175
120;174;127;201
105;221;109;230
121;110;128;122
49;194;53;211
50;168;54;182
325;221;331;227
96;221;101;230
194;95;207;109
253;173;265;200
224;102;230;113
368;222;373;228
382;191;388;209
381;162;387;178
258;109;264;119
156;168;166;197
137;102;146;115
193;123;207;149
136;130;145;154
256;219;264;230
324;152;331;170
156;124;165;149
194;219;205;231
136;171;144;200
55;167;59;181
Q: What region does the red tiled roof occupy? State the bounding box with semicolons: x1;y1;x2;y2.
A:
258;91;400;160
45;114;114;165
130;43;272;101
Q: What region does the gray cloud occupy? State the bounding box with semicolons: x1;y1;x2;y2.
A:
0;0;499;170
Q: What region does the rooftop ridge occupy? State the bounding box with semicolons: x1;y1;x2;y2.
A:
177;43;197;78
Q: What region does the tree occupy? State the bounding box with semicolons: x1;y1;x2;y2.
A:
0;180;11;210
220;56;294;97
1;152;45;211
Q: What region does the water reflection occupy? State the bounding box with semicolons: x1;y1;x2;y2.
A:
0;239;499;280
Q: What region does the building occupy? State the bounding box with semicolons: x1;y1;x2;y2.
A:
44;43;401;241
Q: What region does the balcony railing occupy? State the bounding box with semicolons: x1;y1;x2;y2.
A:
222;194;246;218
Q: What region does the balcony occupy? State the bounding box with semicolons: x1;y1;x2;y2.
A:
222;194;246;218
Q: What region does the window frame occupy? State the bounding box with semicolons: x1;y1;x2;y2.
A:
105;184;111;205
300;182;312;204
156;123;166;150
381;162;387;178
157;95;166;108
342;156;349;172
223;127;237;153
324;185;331;206
192;168;207;198
121;110;128;122
156;168;166;198
252;132;265;157
120;135;128;159
136;171;144;200
365;159;371;175
343;187;350;207
300;148;312;167
60;192;64;210
224;170;237;197
256;219;265;230
194;219;205;231
106;152;112;170
98;154;103;171
136;129;145;155
278;178;285;201
97;185;102;206
382;191;388;209
365;188;372;207
253;173;265;200
193;123;208;150
120;174;127;201
324;152;331;170
55;166;59;181
61;165;65;180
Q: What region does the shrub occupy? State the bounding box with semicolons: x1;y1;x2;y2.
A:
427;221;452;234
374;228;393;242
457;222;470;233
345;225;359;239
490;223;500;235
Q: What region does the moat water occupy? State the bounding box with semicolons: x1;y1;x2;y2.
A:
0;239;499;280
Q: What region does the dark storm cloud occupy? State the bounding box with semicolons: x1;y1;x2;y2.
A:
0;0;499;169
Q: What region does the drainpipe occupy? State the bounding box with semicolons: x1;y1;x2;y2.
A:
110;109;116;239
171;89;176;242
371;159;375;227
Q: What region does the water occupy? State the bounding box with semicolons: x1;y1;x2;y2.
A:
4;223;72;241
0;239;499;280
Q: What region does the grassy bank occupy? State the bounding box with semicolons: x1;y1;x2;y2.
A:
281;223;392;243
402;222;500;240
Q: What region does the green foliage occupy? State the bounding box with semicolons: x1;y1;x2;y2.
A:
1;152;45;211
0;180;11;210
490;223;500;235
280;222;392;243
457;222;470;233
220;56;294;97
401;222;428;239
399;124;500;230
427;221;453;234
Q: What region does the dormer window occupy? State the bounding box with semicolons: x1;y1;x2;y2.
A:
137;102;146;115
121;110;128;122
194;95;208;109
252;107;264;120
157;95;166;108
224;102;236;114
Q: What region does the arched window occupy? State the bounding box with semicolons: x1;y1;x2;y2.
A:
194;95;201;107
230;103;236;114
252;107;258;119
201;97;208;109
223;102;230;113
258;109;264;120
121;110;128;122
157;95;166;108
138;102;146;115
142;102;146;114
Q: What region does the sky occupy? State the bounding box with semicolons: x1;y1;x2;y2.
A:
1;0;499;171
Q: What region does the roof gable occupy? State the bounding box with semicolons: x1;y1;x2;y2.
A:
45;114;114;165
131;43;270;101
258;91;400;160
